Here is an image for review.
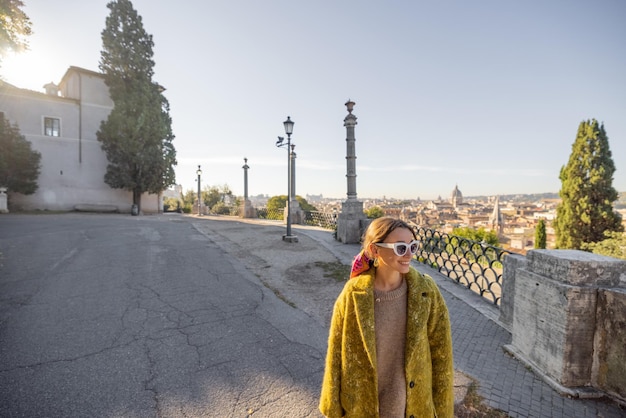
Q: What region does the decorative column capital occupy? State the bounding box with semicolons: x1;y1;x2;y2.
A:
344;113;357;127
344;99;357;127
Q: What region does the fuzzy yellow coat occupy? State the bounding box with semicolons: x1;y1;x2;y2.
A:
319;266;454;418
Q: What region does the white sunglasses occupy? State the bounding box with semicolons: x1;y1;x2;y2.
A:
375;240;420;256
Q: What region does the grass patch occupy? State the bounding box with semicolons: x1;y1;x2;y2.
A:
455;381;510;418
314;261;351;282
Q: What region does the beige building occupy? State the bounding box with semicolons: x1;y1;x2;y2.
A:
0;66;161;213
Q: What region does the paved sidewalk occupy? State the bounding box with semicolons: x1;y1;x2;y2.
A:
192;215;625;418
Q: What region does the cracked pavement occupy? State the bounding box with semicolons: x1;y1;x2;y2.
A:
0;213;328;417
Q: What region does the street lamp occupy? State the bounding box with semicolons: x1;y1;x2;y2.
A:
196;165;202;216
275;116;298;242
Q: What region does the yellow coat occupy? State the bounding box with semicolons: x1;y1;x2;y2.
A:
319;266;454;418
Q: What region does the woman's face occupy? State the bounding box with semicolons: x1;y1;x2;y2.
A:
372;227;414;276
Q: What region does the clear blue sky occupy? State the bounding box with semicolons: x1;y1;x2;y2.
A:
3;0;625;200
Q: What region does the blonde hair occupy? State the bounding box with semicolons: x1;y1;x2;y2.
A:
362;216;416;259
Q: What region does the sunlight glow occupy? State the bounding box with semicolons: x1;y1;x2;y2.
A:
2;50;63;92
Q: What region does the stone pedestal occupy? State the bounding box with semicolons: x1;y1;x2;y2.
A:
240;199;256;218
284;199;305;225
505;250;626;391
0;187;8;213
336;200;368;244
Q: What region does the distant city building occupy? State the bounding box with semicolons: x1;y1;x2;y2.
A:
305;194;324;203
451;184;463;208
489;196;504;236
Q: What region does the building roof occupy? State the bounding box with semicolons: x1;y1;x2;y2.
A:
0;79;76;103
60;66;105;84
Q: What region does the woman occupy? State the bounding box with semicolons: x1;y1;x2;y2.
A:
319;217;454;418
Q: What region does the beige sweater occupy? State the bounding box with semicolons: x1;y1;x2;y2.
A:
374;279;408;418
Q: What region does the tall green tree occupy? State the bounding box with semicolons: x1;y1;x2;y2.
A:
555;119;623;249
534;219;547;249
0;114;40;195
0;0;32;65
97;0;176;212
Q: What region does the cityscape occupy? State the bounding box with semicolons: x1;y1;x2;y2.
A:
166;182;626;254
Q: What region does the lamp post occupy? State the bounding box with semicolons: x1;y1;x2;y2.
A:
196;165;202;215
275;116;298;242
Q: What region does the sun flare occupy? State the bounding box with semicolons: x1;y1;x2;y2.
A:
2;50;65;93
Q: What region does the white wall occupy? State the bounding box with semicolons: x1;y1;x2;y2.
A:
0;68;162;213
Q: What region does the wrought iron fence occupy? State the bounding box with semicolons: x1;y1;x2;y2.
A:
255;209;337;229
304;211;337;229
256;207;284;220
412;226;511;306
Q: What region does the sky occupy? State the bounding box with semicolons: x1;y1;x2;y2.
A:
2;0;625;200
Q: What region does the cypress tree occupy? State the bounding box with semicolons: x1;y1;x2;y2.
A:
97;0;176;212
555;119;623;249
534;219;546;249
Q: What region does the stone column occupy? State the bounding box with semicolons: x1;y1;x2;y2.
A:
0;187;8;213
290;145;297;203
240;158;256;218
243;158;249;200
344;100;358;200
336;100;367;243
287;145;303;224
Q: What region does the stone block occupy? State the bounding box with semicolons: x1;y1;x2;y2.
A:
512;268;597;387
527;249;626;287
500;253;527;327
592;288;626;401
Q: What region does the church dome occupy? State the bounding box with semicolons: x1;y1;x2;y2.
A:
451;184;463;206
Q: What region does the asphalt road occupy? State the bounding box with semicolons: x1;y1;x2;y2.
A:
0;213;326;417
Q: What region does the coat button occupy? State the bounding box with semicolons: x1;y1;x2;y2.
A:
409;415;414;418
409;381;415;388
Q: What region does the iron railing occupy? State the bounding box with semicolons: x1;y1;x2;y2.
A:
256;207;284;220
412;226;511;306
255;209;337;230
304;211;337;229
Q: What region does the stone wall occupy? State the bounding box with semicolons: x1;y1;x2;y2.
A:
593;288;626;401
502;249;626;402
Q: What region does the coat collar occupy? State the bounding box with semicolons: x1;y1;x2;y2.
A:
350;267;433;369
351;272;377;369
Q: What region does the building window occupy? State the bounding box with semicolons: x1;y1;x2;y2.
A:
44;117;60;137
